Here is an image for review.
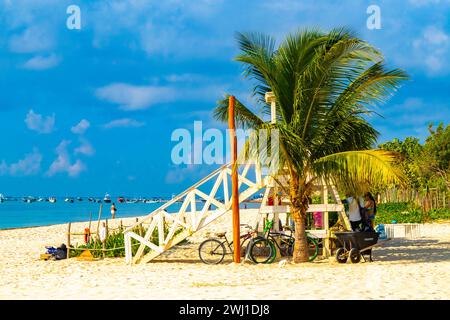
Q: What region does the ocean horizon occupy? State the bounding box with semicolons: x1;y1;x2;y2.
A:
0;199;259;230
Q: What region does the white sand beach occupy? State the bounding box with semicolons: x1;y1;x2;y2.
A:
1;209;449;300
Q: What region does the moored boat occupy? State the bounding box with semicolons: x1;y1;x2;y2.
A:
64;197;74;203
22;196;37;203
103;193;111;203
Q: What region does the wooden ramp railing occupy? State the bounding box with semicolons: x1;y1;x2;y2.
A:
124;162;265;264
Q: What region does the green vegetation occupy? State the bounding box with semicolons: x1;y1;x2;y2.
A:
379;123;450;191
70;223;185;258
375;202;450;224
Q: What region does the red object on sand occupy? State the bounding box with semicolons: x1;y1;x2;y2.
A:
84;228;91;244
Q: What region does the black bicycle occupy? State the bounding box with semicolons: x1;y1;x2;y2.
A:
249;220;319;263
198;224;265;264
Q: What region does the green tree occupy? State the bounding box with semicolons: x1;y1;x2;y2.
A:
214;28;407;262
421;123;450;189
380;123;450;190
379;137;423;188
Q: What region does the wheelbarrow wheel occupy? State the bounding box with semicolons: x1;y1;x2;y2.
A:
349;248;361;263
335;247;348;264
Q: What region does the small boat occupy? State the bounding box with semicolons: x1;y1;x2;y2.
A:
77;197;83;201
88;197;94;202
49;197;57;203
37;197;45;202
23;196;37;203
0;194;4;203
95;199;102;203
118;197;125;203
103;193;111;203
64;198;74;203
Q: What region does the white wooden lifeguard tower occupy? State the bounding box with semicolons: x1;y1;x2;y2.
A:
123;93;351;264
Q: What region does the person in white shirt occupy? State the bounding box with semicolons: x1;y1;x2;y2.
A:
344;195;363;231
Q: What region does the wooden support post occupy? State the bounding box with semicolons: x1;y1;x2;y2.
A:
96;204;103;238
273;184;279;232
67;222;71;259
229;95;241;263
88;211;92;232
101;219;109;259
136;218;142;237
322;182;330;257
102;241;106;259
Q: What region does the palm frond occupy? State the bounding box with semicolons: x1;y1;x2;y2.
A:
213;95;264;129
313;150;406;194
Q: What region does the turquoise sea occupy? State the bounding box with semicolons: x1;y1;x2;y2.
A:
0;199;258;230
0;200;173;230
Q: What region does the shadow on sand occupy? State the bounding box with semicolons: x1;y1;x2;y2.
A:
373;238;450;264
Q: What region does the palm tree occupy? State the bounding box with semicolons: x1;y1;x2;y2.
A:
214;28;408;263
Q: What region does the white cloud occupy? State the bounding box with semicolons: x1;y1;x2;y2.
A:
71;119;90;135
261;0;311;12
165;162;212;184
409;0;450;6
24;109;55;134
9;25;55;53
96;83;176;110
423;26;449;45
102;118;145;129
164;73;208;83
22;54;60;70
0;148;42;176
96;80;228;111
0;160;7;175
74;138;95;156
165;164;197;184
412;26;449;73
47;140;86;177
88;0;229;57
376;97;450;141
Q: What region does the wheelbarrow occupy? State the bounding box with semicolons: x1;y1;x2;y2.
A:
334;231;379;263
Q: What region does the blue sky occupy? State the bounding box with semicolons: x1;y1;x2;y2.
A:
0;0;449;197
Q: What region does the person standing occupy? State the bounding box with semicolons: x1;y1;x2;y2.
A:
344;195;362;231
111;203;117;219
364;192;377;229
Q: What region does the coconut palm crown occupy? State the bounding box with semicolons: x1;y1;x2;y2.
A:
214;28;408;263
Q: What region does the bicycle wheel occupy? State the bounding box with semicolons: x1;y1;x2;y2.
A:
285;237;295;256
249;238;274;264
307;236;319;262
198;239;226;264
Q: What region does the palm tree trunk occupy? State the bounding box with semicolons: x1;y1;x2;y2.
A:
289;174;309;263
292;207;309;263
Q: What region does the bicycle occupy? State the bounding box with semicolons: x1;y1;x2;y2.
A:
249;220;319;264
198;224;265;264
